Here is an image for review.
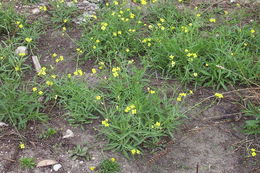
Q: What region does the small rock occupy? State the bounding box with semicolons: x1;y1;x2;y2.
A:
0;122;8;127
32;8;40;14
53;164;62;172
62;129;74;139
37;159;58;168
15;46;28;55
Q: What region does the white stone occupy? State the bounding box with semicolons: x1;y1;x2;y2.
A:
32;8;40;14
62;129;74;139
0;122;8;127
53;164;62;172
15;46;28;55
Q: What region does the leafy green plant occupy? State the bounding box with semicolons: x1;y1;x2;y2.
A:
77;4;144;64
142;1;259;89
69;144;91;161
0;79;47;129
39;128;57;139
49;0;79;26
97;159;121;173
52;78;101;125
19;157;37;169
97;65;183;156
0;3;24;36
243;102;260;135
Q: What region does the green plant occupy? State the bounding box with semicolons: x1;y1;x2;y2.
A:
97;65;183;156
142;1;259;89
69;144;91;161
52;78;101;125
49;0;79;26
0;79;47;129
77;4;144;64
19;157;37;169
0;3;24;36
243;102;260;135
98;159;121;173
39;128;57;139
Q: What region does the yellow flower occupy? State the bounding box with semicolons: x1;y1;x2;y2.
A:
68;73;72;78
51;75;57;79
63;19;68;23
171;61;176;67
118;31;122;35
252;152;256;157
131;109;137;115
89;166;96;171
193;73;198;77
160;18;165;23
113;1;119;5
32;87;37;92
214;93;224;99
113;32;117;36
179;93;187;97
131;149;141;155
141;0;147;5
38;91;43;95
111;158;116;162
101;26;106;30
177;97;182;102
15;66;20;71
251;148;256;152
18;24;23;28
131;149;136;155
92;68;97;74
169;55;174;59
224;11;229;15
196;13;201;17
38;67;47;76
95;96;101;100
250;29;255;34
93;45;97;49
178;0;183;2
19;143;25;149
125;48;130;52
209;18;216;23
95;39;100;43
19;53;26;57
130;13;135;19
102;119;110;127
39;5;47;11
25;37;32;43
46;81;53;86
52;53;57;58
154;122;161;128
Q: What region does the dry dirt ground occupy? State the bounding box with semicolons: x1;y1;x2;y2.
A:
0;0;259;173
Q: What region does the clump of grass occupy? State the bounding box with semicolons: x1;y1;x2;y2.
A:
19;157;37;169
243;102;260;135
77;4;144;64
0;79;47;129
39;128;57;139
96;65;183;156
52;78;102;125
49;0;79;26
97;158;121;173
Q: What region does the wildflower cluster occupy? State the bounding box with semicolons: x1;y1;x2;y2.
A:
124;104;137;115
112;67;121;77
177;90;193;102
73;69;84;76
102;119;110;127
131;149;141;155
